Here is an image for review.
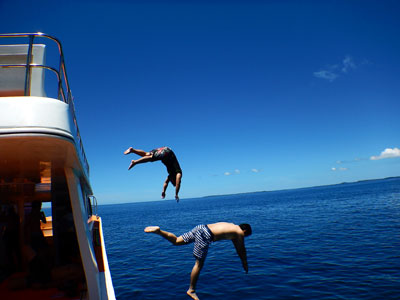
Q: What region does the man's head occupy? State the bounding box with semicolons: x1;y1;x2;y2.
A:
239;223;252;237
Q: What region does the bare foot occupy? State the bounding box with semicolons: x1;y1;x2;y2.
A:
128;160;136;170
144;226;160;233
187;289;200;300
124;147;133;155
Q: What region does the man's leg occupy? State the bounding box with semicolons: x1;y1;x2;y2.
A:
128;155;154;170
124;147;150;156
144;226;186;245
161;177;169;199
187;259;204;300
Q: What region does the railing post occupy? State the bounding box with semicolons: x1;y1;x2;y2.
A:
24;35;34;96
58;56;63;101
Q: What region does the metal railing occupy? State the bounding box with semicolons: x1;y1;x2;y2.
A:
88;195;98;217
0;32;89;175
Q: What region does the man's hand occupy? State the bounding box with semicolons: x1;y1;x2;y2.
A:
161;192;166;199
175;195;179;202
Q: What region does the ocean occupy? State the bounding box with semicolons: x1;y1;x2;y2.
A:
99;177;400;300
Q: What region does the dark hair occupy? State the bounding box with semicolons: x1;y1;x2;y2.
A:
239;223;252;237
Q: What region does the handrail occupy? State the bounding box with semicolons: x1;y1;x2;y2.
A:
89;195;98;217
0;32;71;102
0;33;89;176
0;64;67;100
24;35;34;96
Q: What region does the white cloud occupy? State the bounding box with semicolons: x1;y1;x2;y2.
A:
370;148;400;160
331;167;348;171
342;55;356;73
313;70;338;82
314;55;358;82
225;168;262;175
225;169;241;176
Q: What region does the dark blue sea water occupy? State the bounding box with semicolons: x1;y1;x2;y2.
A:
99;178;400;300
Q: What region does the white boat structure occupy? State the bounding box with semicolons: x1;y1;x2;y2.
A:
0;33;115;299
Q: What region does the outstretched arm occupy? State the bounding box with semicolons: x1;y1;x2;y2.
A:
232;237;248;273
162;177;169;199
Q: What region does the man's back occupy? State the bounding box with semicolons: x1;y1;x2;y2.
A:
207;222;244;241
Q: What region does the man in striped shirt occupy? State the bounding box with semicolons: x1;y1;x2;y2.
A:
144;222;252;300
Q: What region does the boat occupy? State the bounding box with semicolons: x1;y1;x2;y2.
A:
0;33;115;299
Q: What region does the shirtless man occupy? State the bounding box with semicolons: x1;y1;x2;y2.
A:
144;222;252;300
124;146;182;201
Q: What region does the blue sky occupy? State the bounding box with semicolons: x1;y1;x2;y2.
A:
1;1;399;204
